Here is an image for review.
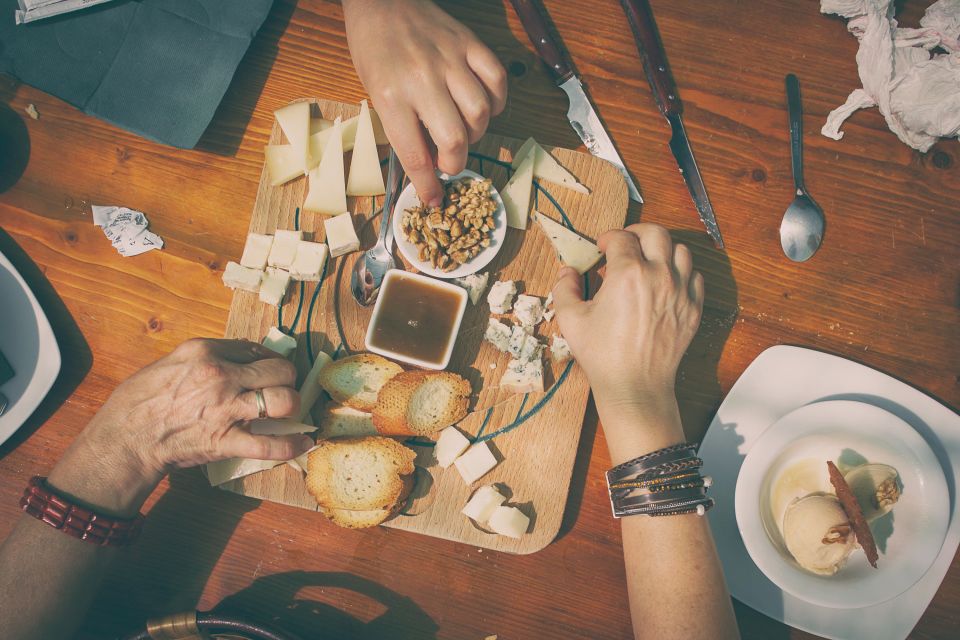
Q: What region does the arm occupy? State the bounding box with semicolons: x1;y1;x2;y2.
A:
341;0;507;206
0;339;312;640
553;223;739;640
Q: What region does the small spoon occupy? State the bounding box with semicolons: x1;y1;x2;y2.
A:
780;74;825;262
350;149;404;306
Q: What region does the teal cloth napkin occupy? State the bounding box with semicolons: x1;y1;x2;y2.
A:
0;0;274;148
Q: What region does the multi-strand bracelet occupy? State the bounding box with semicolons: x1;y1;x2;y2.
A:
606;443;714;518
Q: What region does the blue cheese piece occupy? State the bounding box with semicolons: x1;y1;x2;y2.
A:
487;279;517;314
290;240;328;281
267;229;302;269
324;212;360;258
484;318;512;352
262;327;298;358
513;294;544;327
454;272;489;305
500;357;544;395
240;233;274;270
259;267;291;306
222;261;263;293
508;324;542;362
550;335;572;364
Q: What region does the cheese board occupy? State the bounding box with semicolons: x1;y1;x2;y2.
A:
216;98;628;554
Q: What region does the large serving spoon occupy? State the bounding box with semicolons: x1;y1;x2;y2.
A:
350;149;404;306
780;74;825;262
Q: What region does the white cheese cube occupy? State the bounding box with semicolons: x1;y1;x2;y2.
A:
240;233;274;270
222;261;263;293
551;335;572;364
324;212;360;258
454;272;489;305
462;485;507;524
500;358;544;395
513;294;544;327
488;505;530;538
484;318;512;353
454;442;499;484
259;267;291;306
262;326;298;358
267;229;302;269
508;324;543;362
289;240;328;281
435;426;471;468
487;280;517;314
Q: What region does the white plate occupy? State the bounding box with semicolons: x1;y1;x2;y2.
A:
0;248;61;446
735;400;949;609
700;345;960;640
392;169;507;279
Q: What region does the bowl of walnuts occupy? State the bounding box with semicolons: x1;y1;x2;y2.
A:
392;169;507;278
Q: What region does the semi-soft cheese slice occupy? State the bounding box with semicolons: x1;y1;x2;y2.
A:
346;99;385;197
259;267;291;306
532;211;603;274
265;144;309;186
304;117;347;215
240;233;274;270
501;146;535;230
462;485;507;524
262;326;297;358
267;229;302;269
289;240;328;281
454;441;499;484
297;349;333;423
310;117;333;135
308;109;389;161
435;426;471;468
511;137;590;195
249;419;317;436
488;505;530;538
324;212;360;257
206;458;284;486
274;101;311;173
222;262;263;292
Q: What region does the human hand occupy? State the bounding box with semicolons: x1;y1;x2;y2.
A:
343;0;507;206
552;224;704;411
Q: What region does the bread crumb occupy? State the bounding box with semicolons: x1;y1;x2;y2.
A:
484;636;497;640
489;362;496;369
25;103;39;120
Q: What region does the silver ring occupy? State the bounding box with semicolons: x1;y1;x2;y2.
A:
255;388;267;419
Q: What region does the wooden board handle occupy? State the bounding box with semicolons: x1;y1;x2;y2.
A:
620;0;682;117
509;0;573;84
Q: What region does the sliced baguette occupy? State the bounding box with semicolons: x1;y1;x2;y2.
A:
305;436;416;510
372;371;471;436
318;353;403;411
317;404;378;439
318;474;414;529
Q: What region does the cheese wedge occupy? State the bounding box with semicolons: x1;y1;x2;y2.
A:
274;101;311;173
265;144;307;187
304;117;348;215
310;117;333;135
206;458;284;486
308;109;388;162
501;146;535;230
346;100;386;197
262;326;297;358
511;137;589;195
297;349;333;423
532;211;603;274
249;419;317;436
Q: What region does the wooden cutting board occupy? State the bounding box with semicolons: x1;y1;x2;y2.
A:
217;98;628;554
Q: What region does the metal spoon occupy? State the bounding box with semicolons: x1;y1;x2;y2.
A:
350;149;404;305
780;74;825;262
0;392;7;416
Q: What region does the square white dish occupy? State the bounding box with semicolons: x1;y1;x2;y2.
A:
700;345;959;639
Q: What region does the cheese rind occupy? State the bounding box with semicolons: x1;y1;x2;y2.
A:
511;137;589;195
324;212;361;257
488;505;530;538
435;426;472;468
259;267;291;306
222;261;263;292
532;211;603;274
501;147;535;230
462;485;507;524
240;233;274;270
346;100;386;197
289;240;329;281
274;101;311;173
454;442;499;484
267;229;302;269
304;117;347;215
262;326;298;358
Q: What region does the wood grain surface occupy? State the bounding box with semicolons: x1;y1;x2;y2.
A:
0;0;957;638
216;97;628;554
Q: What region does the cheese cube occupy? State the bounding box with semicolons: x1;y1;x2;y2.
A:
551;335;572;364
488;505;530;538
262;326;297;357
267;229;302;269
240;233;274;270
454;442;499;484
435;426;471;468
222;261;263;293
513;294;544;327
289;240;328;281
500;358;544;395
259;267;291;306
454;272;489;305
462;485;507;524
324;212;360;258
484;318;512;353
487;280;517;314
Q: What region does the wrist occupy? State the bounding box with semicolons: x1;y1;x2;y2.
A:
594;391;686;466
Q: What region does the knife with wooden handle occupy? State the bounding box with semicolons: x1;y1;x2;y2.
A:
620;0;724;248
509;0;643;203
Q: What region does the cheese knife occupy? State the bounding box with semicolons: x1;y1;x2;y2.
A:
509;0;643;203
620;0;724;248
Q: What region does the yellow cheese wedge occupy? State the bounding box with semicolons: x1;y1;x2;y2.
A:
297;349;333;423
501;147;535;230
274;101;311;174
205;458;284;486
265;144;307;187
346;100;386;196
310;117;333;135
304;117;347;215
308;109;388;163
511;137;589;195
532;211;603;274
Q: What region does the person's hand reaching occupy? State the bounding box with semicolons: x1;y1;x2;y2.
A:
343;0;507;206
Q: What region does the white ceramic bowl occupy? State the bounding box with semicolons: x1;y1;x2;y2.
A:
391;169;507;279
735;400;949;609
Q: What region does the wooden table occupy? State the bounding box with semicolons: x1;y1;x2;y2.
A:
0;1;956;638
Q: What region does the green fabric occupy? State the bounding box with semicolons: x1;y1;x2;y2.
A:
0;0;274;148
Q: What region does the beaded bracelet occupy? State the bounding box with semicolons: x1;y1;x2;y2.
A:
607;443;713;519
606;445;700;484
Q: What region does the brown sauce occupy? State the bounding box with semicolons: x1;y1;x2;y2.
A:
369;273;464;366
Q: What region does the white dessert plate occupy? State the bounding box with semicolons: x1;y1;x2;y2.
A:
0;247;61;447
735;400;949;609
392;169;507;279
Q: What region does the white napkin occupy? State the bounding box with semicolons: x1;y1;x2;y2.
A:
91;205;163;257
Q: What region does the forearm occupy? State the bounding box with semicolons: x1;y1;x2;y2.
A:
597;394;739;640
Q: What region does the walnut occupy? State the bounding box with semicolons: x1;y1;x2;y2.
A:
822;523;852;545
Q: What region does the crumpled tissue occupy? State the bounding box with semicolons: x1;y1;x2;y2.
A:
92;205;164;257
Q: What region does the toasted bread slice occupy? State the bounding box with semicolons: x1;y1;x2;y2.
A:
306;436;416;510
318;353;403;411
318;473;414;528
317;404;378;439
372;371;471;436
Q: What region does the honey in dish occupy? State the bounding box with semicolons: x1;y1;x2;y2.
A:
369;273;464;366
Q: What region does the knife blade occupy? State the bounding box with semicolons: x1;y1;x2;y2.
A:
620;0;724;248
508;0;643;203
